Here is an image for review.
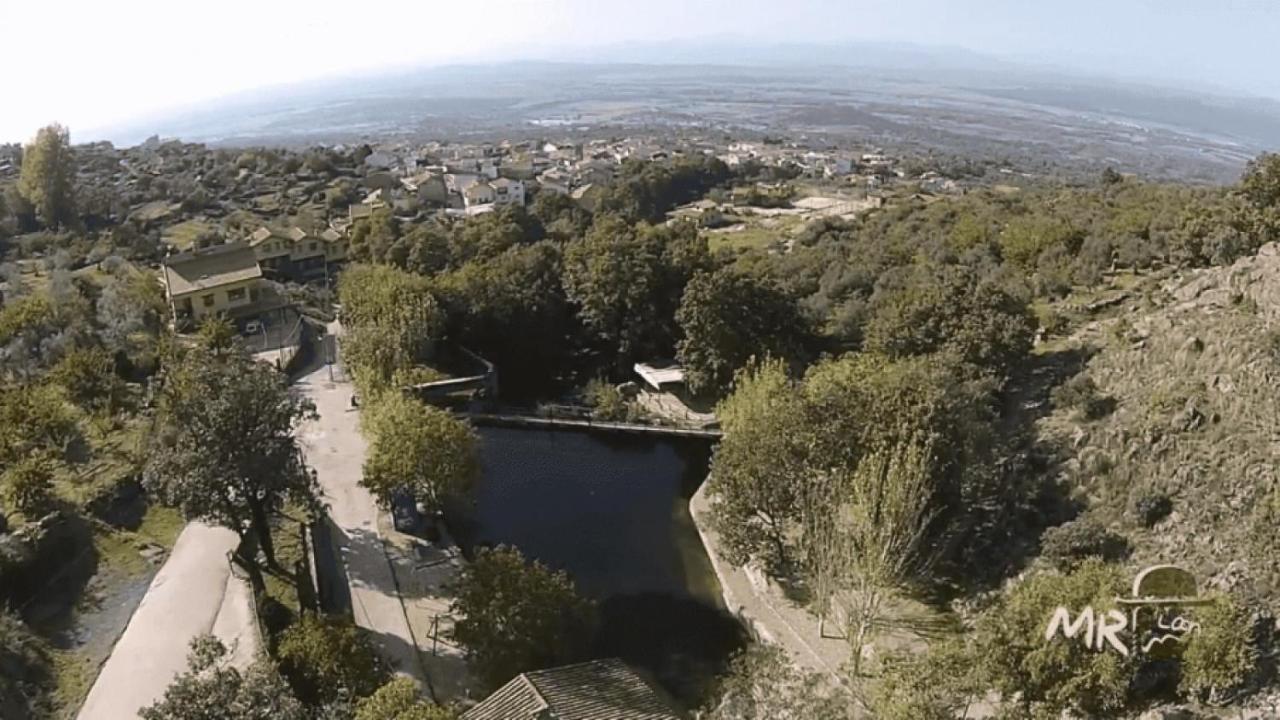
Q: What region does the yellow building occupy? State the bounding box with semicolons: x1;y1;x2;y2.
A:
248;225;347;279
162;242;265;327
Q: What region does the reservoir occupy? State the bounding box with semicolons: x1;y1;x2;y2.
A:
449;426;746;704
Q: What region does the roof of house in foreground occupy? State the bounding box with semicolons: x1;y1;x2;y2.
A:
162;242;262;296
462;658;683;720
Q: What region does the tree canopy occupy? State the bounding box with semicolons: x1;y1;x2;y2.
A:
17;124;77;229
360;393;478;512
143;345;317;566
451;545;597;690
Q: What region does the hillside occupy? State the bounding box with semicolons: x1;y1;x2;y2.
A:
1038;243;1280;609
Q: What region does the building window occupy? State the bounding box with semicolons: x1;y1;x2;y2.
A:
227;288;246;302
201;294;215;307
309;242;318;252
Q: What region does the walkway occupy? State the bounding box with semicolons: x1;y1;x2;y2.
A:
464;411;722;439
687;482;851;680
295;356;428;688
77;523;259;720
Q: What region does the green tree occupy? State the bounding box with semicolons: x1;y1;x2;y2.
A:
349;209;400;262
864;264;1034;376
706;358;808;569
355;678;454;720
48;346;122;412
451;545;596;690
1180;594;1257;700
971;560;1132;718
141;636;306;720
17;124;77;228
337;264;446;395
277;615;388;705
1240;152;1280;210
562;217;709;367
360;393;478;513
1;451;57;518
0;382;77;467
676;267;812;396
998;213;1083;268
869;638;983;720
143;346;317;568
430;242;571;395
704;645;849;720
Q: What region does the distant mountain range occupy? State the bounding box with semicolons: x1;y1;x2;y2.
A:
92;42;1280;183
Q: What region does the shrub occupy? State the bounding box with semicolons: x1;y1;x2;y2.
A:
1051;373;1115;420
1180;595;1257;699
584;378;628;421
277;615;389;705
1134;492;1173;527
1040;518;1130;569
1;453;57;518
355;678;454;720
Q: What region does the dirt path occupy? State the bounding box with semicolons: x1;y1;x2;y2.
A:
76;523;258;720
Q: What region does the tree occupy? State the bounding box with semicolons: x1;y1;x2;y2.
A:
451;545;596;690
868;638;983;720
1240;152;1280;210
141;636;306;720
970;560;1132;718
355;678;454;720
143;346;317;568
706;359;808;569
1180;594;1257;700
811;436;939;676
562;217;710;368
2;451;57;518
276;615;388;705
360;393;478;513
561;215;663;365
48;346;122;412
337;264;446;395
0;610;51;720
430;242;572;395
17;124;77;228
864;264;1034;376
704;645;850;720
676;267;812;396
0;382;78;467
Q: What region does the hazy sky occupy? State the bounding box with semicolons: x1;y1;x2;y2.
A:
4;0;1278;143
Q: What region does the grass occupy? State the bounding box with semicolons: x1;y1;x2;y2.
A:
161;219;216;251
43;504;185;718
704;214;804;253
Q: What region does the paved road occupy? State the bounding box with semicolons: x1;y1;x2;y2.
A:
295;348;427;687
77;523;258;719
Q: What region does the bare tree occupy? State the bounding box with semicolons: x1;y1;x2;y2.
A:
805;433;940;676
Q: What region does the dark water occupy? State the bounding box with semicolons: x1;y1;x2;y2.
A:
449;426;747;706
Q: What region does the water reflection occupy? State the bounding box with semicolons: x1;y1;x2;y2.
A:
448;426;746;707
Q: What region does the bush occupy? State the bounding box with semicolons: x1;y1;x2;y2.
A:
1180;595;1258;699
1;453;57;518
584;378;629;421
1133;492;1173;527
1040;518;1130;569
1051;373;1116;420
355;678;454;720
277;615;389;705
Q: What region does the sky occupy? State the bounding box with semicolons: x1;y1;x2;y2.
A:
3;0;1279;143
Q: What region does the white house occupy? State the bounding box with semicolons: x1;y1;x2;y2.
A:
491;177;525;207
